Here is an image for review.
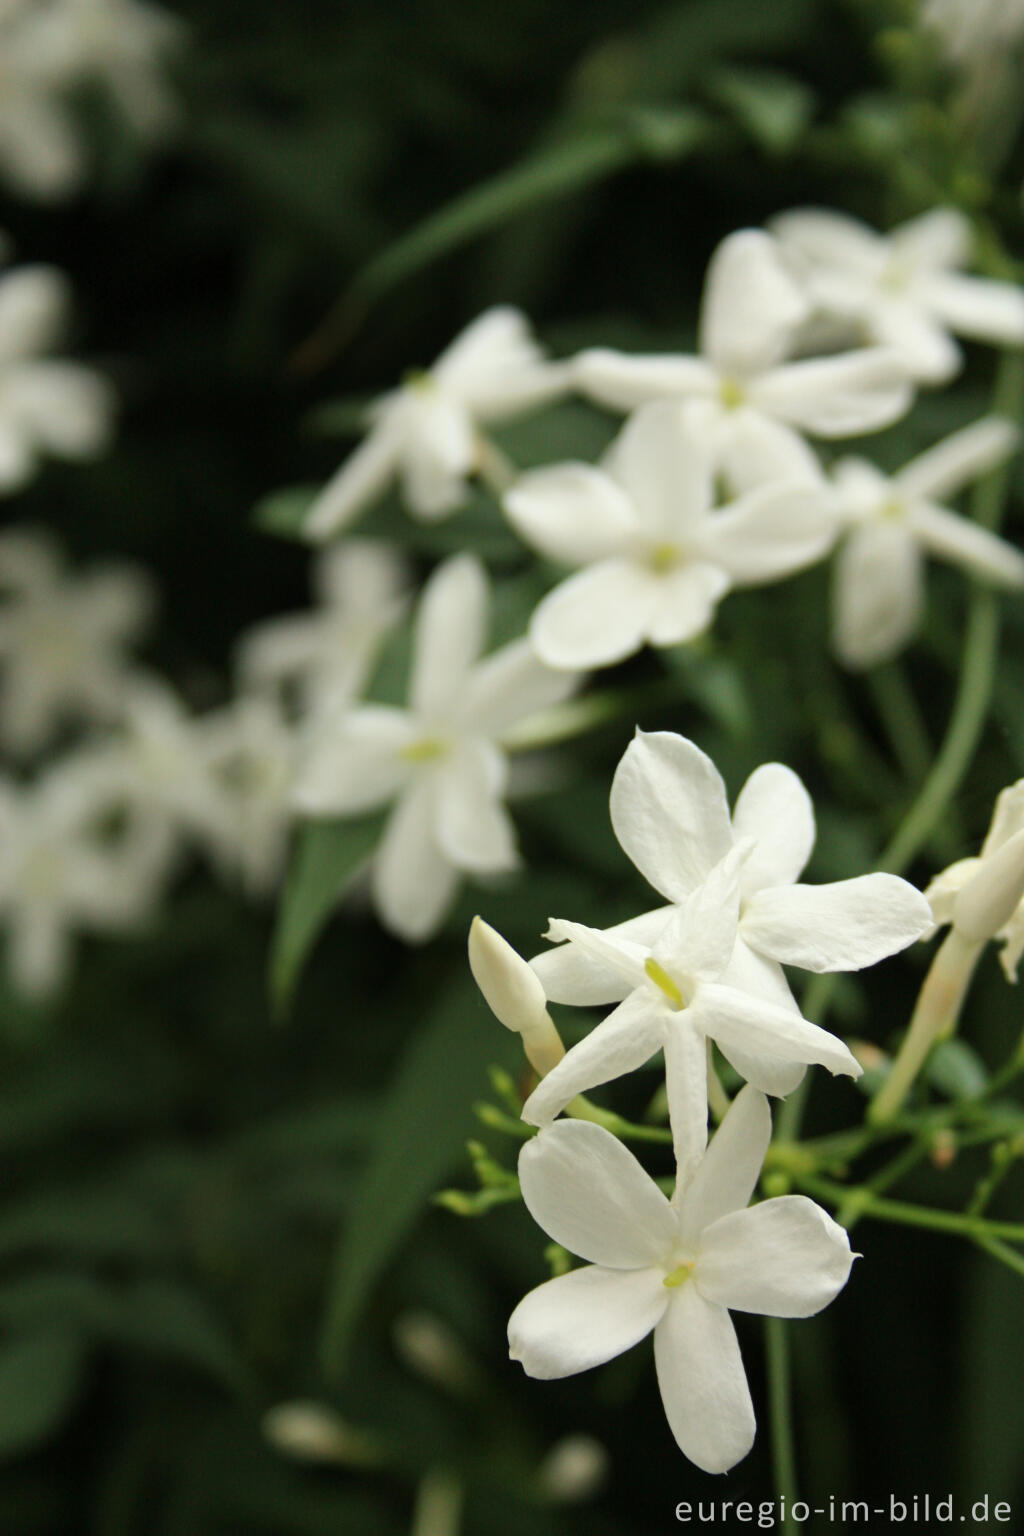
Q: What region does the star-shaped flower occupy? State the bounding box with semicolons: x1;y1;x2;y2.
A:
770;207;1024;384
504;399;838;670
197;694;298;897
291;554;581;941
573;229;913;473
303;309;569;540
829;417;1024;669
509;1088;854;1474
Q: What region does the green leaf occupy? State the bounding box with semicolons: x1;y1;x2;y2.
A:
253;484;318;540
709;67;815;154
319;969;515;1377
0;1329;88;1459
925;1039;989;1101
270;812;388;1017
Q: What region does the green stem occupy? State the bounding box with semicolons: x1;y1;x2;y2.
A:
797;1175;1024;1244
765;1317;799;1536
973;1234;1024;1280
867;663;932;785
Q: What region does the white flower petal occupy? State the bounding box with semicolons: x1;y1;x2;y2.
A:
542;917;649;990
372;780;459;942
654;1285;755;1475
572;348;716;412
719;936;801;1014
291;707;414;814
609;730;732;903
716;1044;807;1098
678;1084;771;1246
714;409;824;495
458;638;581;740
983;781;1024;856
521;988;668;1127
732;763;815;895
651;853;742;984
503;464;635;565
921;271;1024;348
8;908;71;998
696;1196;854;1317
603;401;713;541
703;483;837;585
892;207;972;271
645;562;731;646
695;982;861;1078
434;307;559;416
4;362;114;459
832;521;923;670
399;392;476;517
753;351;913;438
518;1118;678;1266
896;417;1019;502
0;266;69;361
436;741;517;873
910;503;1024;588
769;208;883;278
304;422;400;541
741;874;933;972
699;230;808;376
509;1264;668;1380
871;301;961;384
664;1021;710;1192
528;559;658;670
530;907;673;1006
924;857;977;926
409;554;488;718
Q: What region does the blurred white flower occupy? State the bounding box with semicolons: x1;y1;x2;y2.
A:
0;0;181;199
536;1435;609;1504
198;695;297;897
237;540;409;726
504;399;838;670
926;779;1024;980
0;263;115;491
771;207;1024;383
574;230;913;471
0;751;164;996
921;0;1024;65
0;528;152;756
830;417;1024;669
509;1089;854;1474
291;553;581;942
303;308;570;539
530;730;928;1105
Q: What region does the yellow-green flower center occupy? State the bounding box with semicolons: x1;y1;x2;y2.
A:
648;543;683;574
644;957;685;1008
718;376;746;410
663;1261;694;1289
400;736;450;763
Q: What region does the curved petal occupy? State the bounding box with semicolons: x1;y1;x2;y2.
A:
697;1196;854;1316
304;422;400;541
923;857;977;926
678;1084;771;1247
542;917;649;990
654;1285;756;1475
518;1119;678;1266
503;463;635;566
651;852;742;984
732;763;815;895
695;982;861;1078
410;554;488;719
458;638;581;740
717;1044;806;1098
509;1264;668;1380
291;707;414;814
0;267;69;362
434;306;560;416
753;350;913;438
5;363;114;459
664;1021;710;1194
831;521;923;670
436;741;517;873
646;562;731;646
920;271;1024;348
521;988;668;1128
703;484;837;585
897;417;1019;503
399;391;476;517
719;936;800;1013
572;348;716;412
715;409;824;496
699;230;808;376
892;207;972;271
870;300;961;384
603;400;713;541
741;874;933;972
530;906;673;1005
910;503;1024;589
529;559;657;670
769;208;883;277
609;730;732;903
371;780;459;942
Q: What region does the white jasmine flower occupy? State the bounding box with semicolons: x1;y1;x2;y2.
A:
0;527;152;756
0;752;164;996
509;1089;854;1474
829;417;1024;669
504;399;838;671
529;731;930;1105
926;779;1024;980
237;540;409;726
921;0;1024;66
771;207;1024;384
291;554;581;942
468;915;566;1076
573;229;913;471
304;309;569;540
0;263;114;490
197;695;297;897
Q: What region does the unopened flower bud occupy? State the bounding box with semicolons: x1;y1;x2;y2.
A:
468;916;565;1076
392;1310;480;1397
955;828;1024;941
537;1434;609;1503
262;1402;382;1466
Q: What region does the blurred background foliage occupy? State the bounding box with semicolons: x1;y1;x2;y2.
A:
3;0;1024;1530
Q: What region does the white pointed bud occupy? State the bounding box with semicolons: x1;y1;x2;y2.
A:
392;1310;479;1397
954;828;1024;941
468;916;565;1076
262;1402;382;1466
537;1434;609;1503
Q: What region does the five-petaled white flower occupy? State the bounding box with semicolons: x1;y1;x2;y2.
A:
509;1088;854;1474
528;731;931;1112
0;527;152;756
504;399;838;671
197;694;298;897
925;779;1024;981
771;207;1024;384
303;309;569;540
291;553;581;941
0;262;114;491
573;229;913;476
237;540;409;726
829;417;1024;669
